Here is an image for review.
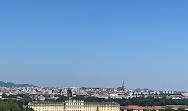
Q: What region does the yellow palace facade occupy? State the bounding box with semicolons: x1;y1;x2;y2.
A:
28;100;121;111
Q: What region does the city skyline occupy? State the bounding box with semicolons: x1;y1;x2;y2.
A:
0;81;187;92
0;0;188;91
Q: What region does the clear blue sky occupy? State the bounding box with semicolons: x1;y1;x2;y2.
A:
0;0;188;91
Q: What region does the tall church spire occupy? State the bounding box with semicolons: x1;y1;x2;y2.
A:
122;81;125;89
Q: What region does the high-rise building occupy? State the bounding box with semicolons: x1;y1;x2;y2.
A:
67;88;72;99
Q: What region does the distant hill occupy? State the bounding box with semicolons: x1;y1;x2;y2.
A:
0;81;36;87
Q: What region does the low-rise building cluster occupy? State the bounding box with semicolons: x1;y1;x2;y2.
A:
0;83;187;100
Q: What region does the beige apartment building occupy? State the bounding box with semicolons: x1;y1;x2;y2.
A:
28;100;121;111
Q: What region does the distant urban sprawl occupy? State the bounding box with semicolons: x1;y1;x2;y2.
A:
0;82;188;101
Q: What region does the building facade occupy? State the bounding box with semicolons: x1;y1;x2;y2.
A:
28;100;120;111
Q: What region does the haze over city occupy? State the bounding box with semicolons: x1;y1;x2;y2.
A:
0;0;188;91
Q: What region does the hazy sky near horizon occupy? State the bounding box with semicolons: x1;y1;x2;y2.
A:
0;0;188;91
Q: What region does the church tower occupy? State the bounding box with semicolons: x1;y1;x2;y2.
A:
122;81;125;90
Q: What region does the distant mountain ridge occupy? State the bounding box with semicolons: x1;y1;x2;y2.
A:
0;81;36;87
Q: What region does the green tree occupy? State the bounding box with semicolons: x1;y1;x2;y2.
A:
165;107;174;111
0;103;10;111
7;102;20;111
2;93;8;98
177;108;185;111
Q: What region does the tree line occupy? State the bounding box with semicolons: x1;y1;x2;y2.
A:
0;98;33;111
54;95;188;106
1;94;188;111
